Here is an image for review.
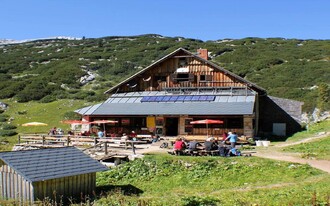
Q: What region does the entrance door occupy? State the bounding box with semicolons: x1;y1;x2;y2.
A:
165;117;178;136
273;123;286;136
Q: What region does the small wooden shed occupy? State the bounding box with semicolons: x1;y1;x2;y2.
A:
0;147;108;204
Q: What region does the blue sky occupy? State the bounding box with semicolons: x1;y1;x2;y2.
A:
1;0;329;41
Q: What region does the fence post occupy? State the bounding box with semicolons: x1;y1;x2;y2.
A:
18;135;21;144
94;137;97;148
104;142;108;155
67;136;70;146
42;135;45;145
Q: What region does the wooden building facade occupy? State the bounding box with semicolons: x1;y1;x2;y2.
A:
76;48;303;138
0;147;107;204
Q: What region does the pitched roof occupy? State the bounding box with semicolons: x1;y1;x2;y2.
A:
104;47;266;94
75;91;256;116
0;147;108;182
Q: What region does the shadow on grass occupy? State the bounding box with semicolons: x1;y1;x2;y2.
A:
96;184;144;196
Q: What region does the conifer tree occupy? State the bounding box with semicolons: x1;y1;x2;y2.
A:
317;83;329;112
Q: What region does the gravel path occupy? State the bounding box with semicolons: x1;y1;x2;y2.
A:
252;133;330;173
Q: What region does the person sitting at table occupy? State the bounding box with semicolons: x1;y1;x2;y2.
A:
187;139;202;152
204;138;218;151
130;131;137;140
173;137;186;155
151;135;160;143
218;141;229;157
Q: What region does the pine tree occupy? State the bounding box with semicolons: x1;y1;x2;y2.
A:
317;83;329;112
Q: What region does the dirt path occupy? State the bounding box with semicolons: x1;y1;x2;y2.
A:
252;133;330;173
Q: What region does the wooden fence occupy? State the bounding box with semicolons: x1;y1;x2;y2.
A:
17;134;149;155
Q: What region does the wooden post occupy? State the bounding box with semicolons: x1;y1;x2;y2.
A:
94;138;97;148
67;136;70;146
132;142;136;155
18;135;20;144
104;142;108;155
42;135;45;145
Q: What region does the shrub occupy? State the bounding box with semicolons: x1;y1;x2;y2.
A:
40;95;56;103
181;196;220;206
0;130;17;137
1;124;17;130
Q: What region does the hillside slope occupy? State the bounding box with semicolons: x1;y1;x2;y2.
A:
0;35;329;111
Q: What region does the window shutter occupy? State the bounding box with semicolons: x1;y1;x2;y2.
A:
205;75;212;81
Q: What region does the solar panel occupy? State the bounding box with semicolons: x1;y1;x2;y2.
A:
140;95;216;102
184;96;193;101
162;96;171;102
169;96;179;101
206;96;215;101
155;96;164;102
141;96;151;102
192;96;200;101
177;96;186;101
148;96;157;102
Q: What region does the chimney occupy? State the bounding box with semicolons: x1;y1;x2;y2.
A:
197;48;208;60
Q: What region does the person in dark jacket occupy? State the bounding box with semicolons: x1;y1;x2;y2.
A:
204;139;218;151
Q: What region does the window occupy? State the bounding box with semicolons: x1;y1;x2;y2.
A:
227;118;243;128
200;74;212;81
171;73;195;83
177;73;189;80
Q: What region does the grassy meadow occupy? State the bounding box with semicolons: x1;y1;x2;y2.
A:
95;154;330;206
1;99;329;205
0;99;90;151
282;120;330;160
93;121;330;206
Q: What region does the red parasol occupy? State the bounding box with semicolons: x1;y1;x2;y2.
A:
190;119;223;137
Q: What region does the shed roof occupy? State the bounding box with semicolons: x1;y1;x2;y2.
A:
0;147;108;182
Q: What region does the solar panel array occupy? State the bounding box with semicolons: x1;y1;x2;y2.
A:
141;95;215;102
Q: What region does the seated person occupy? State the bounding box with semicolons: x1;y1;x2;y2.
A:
151;135;160;143
130;131;137;139
187;139;202;152
218;141;229;157
204;139;218;151
173;137;186;155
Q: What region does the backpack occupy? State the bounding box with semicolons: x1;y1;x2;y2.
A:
229;148;241;156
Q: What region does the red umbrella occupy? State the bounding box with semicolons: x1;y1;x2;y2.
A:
190;119;223;137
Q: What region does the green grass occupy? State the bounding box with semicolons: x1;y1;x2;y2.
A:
0;99;90;151
282;136;330;160
285;120;330;143
278;120;330;160
95;154;330;205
